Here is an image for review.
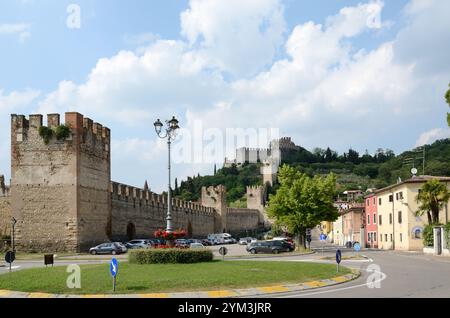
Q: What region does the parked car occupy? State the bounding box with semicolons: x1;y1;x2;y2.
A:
239;237;257;245
89;242;123;255
202;239;213;246
186;239;203;244
272;237;295;251
175;239;190;248
127;239;152;249
246;240;292;255
113;242;128;253
124;242;137;249
223;237;237;244
207;233;233;245
190;242;205;249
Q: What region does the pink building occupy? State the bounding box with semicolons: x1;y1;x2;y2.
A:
341;203;365;244
364;193;378;248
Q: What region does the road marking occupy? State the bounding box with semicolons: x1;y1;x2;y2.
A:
139;293;169;298
208;290;238;298
0;290;12;297
0;266;21;270
28;292;53;298
332;276;350;283
303;281;328;288
258;285;290;293
278;268;387;297
83;294;106;298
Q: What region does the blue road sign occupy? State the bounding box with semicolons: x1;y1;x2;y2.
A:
336;250;342;264
320;233;327;241
110;258;118;277
354;242;361;252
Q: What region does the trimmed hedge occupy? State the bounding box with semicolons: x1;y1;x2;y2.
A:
129;249;214;264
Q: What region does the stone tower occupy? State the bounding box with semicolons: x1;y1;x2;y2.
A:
10;112;111;252
261;159;279;187
201;185;227;233
246;185;267;224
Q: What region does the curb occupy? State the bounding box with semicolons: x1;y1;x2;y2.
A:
223;251;316;260
0;271;360;298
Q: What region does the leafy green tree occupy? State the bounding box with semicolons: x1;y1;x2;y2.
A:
416;179;450;225
445;83;450;126
267;165;339;248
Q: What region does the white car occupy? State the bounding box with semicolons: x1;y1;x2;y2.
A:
239;237;257;245
190;242;205;249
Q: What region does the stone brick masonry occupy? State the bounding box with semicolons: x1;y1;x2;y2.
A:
1;112;265;252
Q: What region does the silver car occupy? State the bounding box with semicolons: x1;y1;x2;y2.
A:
127;239;151;249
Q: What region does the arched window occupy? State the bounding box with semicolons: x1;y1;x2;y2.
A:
412;227;423;239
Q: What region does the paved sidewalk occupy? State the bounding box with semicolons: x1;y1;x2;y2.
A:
0;271;359;298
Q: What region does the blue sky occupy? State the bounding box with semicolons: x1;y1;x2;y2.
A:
0;0;449;192
0;0;408;91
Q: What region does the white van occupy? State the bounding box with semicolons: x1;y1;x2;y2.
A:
207;233;232;245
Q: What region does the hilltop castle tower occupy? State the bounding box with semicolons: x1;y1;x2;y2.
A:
201;185;227;233
10;113;111;252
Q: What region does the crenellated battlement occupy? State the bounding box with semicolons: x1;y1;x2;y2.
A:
111;181;215;215
11;112;110;153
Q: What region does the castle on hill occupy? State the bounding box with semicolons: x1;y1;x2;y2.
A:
224;137;300;186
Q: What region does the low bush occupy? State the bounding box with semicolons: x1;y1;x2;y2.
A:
445;222;450;249
128;248;213;264
423;225;434;247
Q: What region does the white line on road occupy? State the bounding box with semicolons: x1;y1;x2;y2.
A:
278;268;387;297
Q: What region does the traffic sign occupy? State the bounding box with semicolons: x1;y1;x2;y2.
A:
336;249;342;273
219;247;228;256
110;258;118;292
336;250;342;264
354;242;361;252
320;233;327;241
110;258;118;277
5;251;15;264
5;251;15;272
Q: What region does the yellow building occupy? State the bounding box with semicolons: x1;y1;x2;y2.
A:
376;176;450;251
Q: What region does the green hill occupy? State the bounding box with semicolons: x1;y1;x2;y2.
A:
175;138;450;204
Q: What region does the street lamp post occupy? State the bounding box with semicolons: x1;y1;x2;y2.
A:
11;217;17;252
154;116;180;234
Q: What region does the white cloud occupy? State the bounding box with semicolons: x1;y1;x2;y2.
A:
0;23;31;42
180;0;286;77
3;0;449;190
415;128;450;147
0;89;41;181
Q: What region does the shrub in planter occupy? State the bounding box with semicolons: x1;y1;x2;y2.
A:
129;249;213;264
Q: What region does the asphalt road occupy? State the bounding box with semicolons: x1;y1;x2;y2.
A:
2;243;450;298
254;246;450;298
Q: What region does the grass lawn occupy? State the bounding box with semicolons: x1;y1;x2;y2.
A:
0;261;351;295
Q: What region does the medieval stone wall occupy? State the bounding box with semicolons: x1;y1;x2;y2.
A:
226;208;261;233
111;182;215;241
76;115;111;251
10;113;111;252
11;114;79;252
7;113;262;253
0;176;11;237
